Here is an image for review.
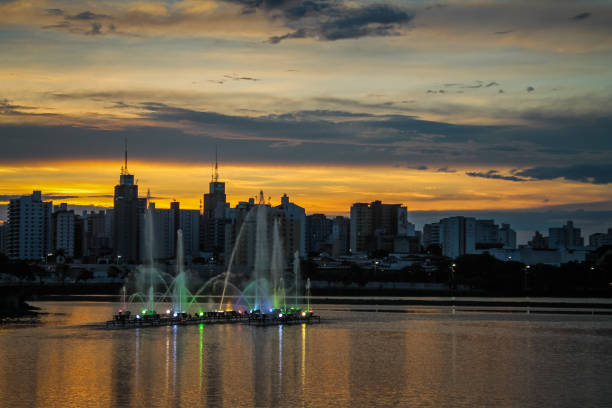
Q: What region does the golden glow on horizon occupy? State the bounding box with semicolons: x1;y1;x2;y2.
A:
1;160;610;214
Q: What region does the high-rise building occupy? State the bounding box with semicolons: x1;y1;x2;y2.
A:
528;230;548;249
589;228;612;249
330;216;350;256
202;150;229;255
0;222;5;255
276;194;306;258
350;201;406;253
475;219;499;247
423;222;441;248
113;144;140;263
6;191;53;260
499;223;517;249
306;214;332;254
549;221;583;249
179;209;200;259
52;203;75;257
350;203;371;254
84;210;112;260
440;216;476;259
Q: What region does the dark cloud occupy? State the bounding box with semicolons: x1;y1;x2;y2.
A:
515;164;612;185
485;81;499;87
45;8;64;16
494;30;514;35
264;1;414;43
68;11;109;20
2;96;611;168
571;12;591;21
223;74;259;81
526;86;535;92
87;23;103;35
436;167;456;173
498;89;504;93
466;170;527;182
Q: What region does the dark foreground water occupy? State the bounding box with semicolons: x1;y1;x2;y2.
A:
1;301;612;407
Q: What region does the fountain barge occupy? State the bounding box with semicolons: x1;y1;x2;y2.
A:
106;310;320;328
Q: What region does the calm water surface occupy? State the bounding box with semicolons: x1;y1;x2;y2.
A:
1;301;612;407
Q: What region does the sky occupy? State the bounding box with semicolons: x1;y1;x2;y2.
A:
1;0;611;240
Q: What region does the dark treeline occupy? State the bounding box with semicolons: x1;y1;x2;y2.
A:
302;247;612;297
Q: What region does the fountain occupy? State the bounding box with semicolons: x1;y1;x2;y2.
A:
109;192;319;328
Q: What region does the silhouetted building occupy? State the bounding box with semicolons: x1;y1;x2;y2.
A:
180;209;200;259
113;147;140;263
350;200;408;253
84;210;112;260
330;216;350;257
423;222;441;248
499;223;517;249
6;190;53;260
201;153;229;256
549;221;583;249
276;194;306;258
528;230;548;249
0;222;5;255
306;214;332;254
475;219;499;246
52;203;75;258
589;228;612;249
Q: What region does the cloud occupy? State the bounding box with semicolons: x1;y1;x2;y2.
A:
68;11;110;20
267;2;414;43
515;164;612;184
571;12;591;21
87;22;103;35
223;74;259;81
466;170;527;182
526;86;535;92
485;82;499;87
45;8;63;16
436;167;456;173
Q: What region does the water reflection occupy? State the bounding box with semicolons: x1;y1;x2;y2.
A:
1;302;612;408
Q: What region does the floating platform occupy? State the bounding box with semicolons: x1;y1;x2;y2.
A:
105;310;320;329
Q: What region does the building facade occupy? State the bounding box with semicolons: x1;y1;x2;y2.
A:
6;191;53;260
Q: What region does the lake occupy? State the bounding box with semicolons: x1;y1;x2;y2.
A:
1;301;612;407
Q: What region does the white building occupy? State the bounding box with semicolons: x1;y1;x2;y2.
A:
440;216;476;259
277;194;306;258
6;191;53;260
53;203;75;257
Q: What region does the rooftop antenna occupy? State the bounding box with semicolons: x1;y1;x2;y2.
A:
213;144;219;183
124;137;128;174
146;188;151;206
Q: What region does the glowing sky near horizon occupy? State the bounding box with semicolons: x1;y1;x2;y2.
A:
1;0;611;218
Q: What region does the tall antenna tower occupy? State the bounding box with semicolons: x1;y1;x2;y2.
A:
124;137;128;174
213;144;219;183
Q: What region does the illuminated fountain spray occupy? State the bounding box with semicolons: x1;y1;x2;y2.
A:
253;193;270;311
120;285;127;311
271;218;286;310
293;251;300;309
216;190;311;315
171;229;188;314
306;278;311;312
143;200;156;313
